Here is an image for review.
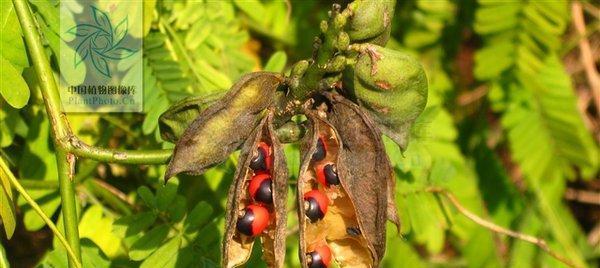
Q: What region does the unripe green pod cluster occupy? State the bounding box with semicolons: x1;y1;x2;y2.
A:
344;45;428;150
346;0;396;46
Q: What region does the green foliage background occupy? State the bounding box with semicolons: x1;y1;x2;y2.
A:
1;0;599;267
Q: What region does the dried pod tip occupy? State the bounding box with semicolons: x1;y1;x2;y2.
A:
236;205;270;237
249;142;272;171
316;163;340;187
307;245;332;268
312;137;327;161
248;173;273;205
304;190;329;222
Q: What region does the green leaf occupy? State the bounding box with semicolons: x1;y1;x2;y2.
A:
0;157;15;239
137;186;156;208
0;0;28;68
264;51;287;72
156;182;178;211
18;189;60;231
166;196;186;222
382;227;425;267
43;238;111;268
140;236;182;268
234;0;266;25
0;56;29;108
79;205;123;258
28;0;59;35
143;0;156;36
113;211;157;237
185;201;213;231
0;242;10;268
129;224;170;261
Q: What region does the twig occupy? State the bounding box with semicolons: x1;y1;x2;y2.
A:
457;85;489;106
427;187;579;268
582;2;599;19
572;1;600;116
68;136;172;164
565;188;600;205
588;222;600;246
0;157;82;268
91;179;134;207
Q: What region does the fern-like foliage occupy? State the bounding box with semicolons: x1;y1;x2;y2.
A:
475;1;598;267
140;0;257;138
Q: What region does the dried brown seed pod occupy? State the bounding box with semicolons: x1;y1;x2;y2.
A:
223;112;288;268
324;93;400;259
165;72;282;180
297;93;399;268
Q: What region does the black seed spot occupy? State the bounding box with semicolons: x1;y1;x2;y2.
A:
255;179;273;204
312;138;326;161
324;164;339;185
305;198;325;222
346;226;361;236
307;251;326;268
236;209;255;236
249;147;267;171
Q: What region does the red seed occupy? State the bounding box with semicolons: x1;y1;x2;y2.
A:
307;244;332;268
249;142;272;171
236;205;270;236
315;163;340;187
303;190;329;222
248;173;273;204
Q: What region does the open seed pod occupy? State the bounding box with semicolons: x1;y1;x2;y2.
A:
165;72;282;179
343;45;428;151
297;94;397;267
223;111;288;268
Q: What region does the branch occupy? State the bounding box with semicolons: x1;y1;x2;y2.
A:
12;1;82;266
68;137;172;164
427;187;579;268
0;157;82;268
572;1;600;116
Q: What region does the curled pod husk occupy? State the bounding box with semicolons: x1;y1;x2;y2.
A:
165;72;282;179
297;96;397;267
223;112;288;268
343;45;428;151
346;0;396;46
324;93;400;241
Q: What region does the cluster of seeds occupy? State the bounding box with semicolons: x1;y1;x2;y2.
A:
301;135;335;268
236;142;274;237
297;112;380;268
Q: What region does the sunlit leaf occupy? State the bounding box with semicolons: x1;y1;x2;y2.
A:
0;56;29;108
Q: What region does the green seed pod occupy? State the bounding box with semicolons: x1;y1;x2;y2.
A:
158;94;222;143
165;72;282;179
344;45;428;151
346;0;395;46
